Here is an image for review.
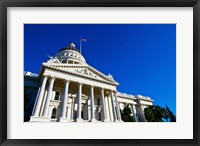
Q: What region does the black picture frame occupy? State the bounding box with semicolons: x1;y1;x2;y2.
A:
0;0;199;146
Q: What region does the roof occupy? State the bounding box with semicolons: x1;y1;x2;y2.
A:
24;71;39;78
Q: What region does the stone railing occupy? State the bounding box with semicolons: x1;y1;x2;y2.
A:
117;92;134;98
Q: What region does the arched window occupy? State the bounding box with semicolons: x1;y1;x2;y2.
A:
51;108;57;119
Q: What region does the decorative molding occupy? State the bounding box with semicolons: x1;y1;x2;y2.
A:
74;68;98;78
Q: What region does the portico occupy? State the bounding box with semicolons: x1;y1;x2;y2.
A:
30;73;121;122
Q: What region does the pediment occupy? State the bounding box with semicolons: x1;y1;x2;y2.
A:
43;63;119;85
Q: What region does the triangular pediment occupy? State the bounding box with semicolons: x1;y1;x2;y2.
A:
42;63;119;86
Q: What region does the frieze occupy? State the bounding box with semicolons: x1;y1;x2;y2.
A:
74;68;98;78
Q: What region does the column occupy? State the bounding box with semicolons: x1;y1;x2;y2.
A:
140;105;146;122
60;79;70;120
114;91;122;121
84;102;87;120
70;97;75;120
51;91;56;100
40;90;47;116
90;85;96;122
105;96;110;122
110;91;117;122
42;76;56;117
108;96;113;122
131;104;138;122
76;82;83;122
87;99;91;121
33;75;48;117
101;88;109;122
32;87;40;116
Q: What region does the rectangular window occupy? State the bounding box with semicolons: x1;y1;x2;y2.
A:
54;92;59;100
62;60;67;63
97;98;100;106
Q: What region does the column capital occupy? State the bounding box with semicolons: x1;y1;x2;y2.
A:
50;76;56;80
113;90;118;94
43;74;49;78
64;79;70;83
104;90;110;96
78;82;83;86
109;90;113;94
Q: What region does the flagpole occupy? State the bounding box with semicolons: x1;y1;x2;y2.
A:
80;38;82;54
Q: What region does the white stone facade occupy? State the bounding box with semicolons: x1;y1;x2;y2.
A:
28;43;153;122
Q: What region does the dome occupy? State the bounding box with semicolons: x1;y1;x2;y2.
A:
52;42;86;65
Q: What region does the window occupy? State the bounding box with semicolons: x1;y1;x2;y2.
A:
68;60;73;64
99;112;101;121
97;98;100;106
51;108;57;119
62;60;67;63
54;92;59;100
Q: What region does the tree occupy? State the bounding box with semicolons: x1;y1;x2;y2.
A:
144;105;164;122
121;105;136;122
163;104;176;122
144;105;176;122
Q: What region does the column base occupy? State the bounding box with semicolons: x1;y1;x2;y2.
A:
70;119;75;122
116;120;124;122
112;119;123;122
59;118;71;122
76;118;83;122
90;119;97;122
29;116;50;122
102;119;110;122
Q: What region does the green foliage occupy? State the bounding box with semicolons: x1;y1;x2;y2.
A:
163;104;176;122
144;104;176;122
144;105;164;122
121;105;136;122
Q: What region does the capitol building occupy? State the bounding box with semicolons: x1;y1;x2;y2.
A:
24;42;153;122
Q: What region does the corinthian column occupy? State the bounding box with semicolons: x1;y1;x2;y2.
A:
110;91;117;122
114;91;122;121
76;82;83;122
70;97;75;120
42;76;56;117
60;79;70;121
101;88;109;122
33;75;48;117
90;85;96;122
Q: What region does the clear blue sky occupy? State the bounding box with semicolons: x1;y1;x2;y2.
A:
24;24;176;115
